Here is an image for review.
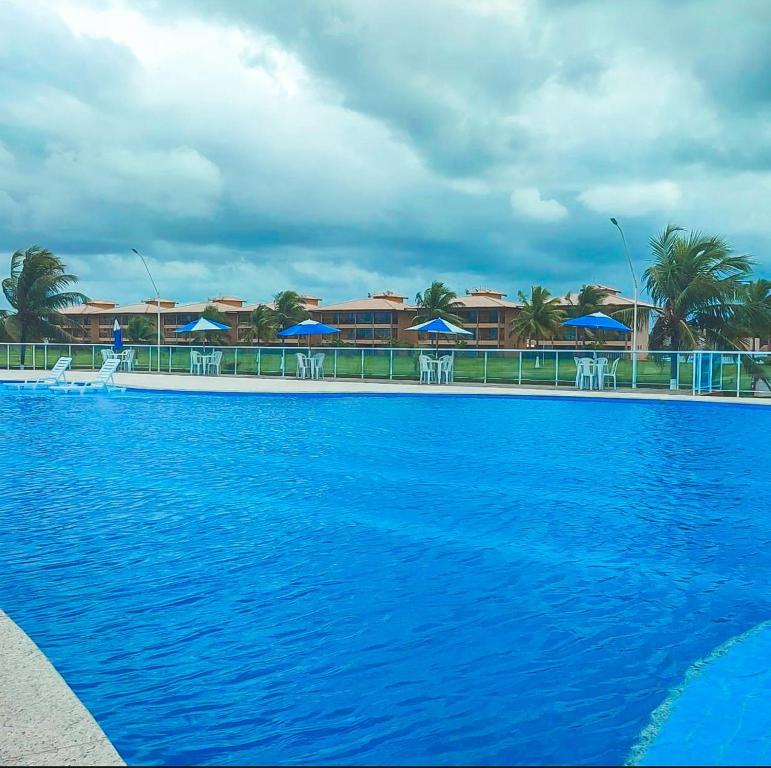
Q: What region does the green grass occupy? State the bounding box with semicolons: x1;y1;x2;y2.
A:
2;344;766;393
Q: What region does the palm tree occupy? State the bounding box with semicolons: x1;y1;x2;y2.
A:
644;225;753;386
270;291;308;331
414;281;464;352
414;281;463;324
126;316;155;343
243;305;276;344
735;279;771;351
511;286;565;347
201;304;230;344
564;284;611;347
1;246;88;367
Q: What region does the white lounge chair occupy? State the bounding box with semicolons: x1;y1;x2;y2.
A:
51;358;124;394
16;357;72;390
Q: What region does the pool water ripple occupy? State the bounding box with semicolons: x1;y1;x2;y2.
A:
1;390;770;765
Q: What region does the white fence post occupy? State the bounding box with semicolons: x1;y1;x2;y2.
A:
736;354;741;397
361;348;365;379
389;349;393;380
234;348;239;376
555;351;559;386
257;348;261;376
483;351;488;384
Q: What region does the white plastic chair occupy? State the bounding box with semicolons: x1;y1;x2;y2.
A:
16;357;72;389
207;351;222;375
296;353;309;379
602;357;620;390
122;348;135;372
595;357;609;390
101;349;114;364
190;350;203;374
419;354;433;384
576;358;594;390
438;354;453;384
312;353;325;380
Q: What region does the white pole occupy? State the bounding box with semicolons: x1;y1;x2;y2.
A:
611;219;638;388
132;248;162;373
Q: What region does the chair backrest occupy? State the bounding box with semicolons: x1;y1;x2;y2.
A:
296;353;307;367
191;350;201;363
124;349;135;362
610;357;620;374
95;358;121;381
577;358;593;375
313;353;325;364
418;355;431;372
101;349;113;362
50;357;72;375
211;351;223;365
440;355;453;370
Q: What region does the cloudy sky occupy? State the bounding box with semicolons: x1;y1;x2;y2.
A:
1;0;769;306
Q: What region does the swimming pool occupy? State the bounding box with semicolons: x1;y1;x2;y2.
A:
1;389;769;765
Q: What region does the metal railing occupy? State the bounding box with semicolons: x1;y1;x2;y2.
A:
2;343;770;399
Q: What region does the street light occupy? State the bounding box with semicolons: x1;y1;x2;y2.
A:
610;218;639;388
132;248;162;373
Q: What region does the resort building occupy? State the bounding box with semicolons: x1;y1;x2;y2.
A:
58;285;651;350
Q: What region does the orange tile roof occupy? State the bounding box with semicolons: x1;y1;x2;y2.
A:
313;296;416;312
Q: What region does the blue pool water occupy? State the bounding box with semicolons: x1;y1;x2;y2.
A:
1;390;770;765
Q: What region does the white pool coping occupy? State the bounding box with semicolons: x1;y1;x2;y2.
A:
2;369;769;405
0;610;124;766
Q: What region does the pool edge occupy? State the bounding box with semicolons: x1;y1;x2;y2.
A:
0;609;125;766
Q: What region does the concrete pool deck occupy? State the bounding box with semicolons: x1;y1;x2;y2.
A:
0;610;124;766
1;368;770;405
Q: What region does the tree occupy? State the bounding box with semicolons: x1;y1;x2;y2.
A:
414;281;463;324
564;284;611;347
270;291;308;330
126;316;156;343
243;305;276;344
201;304;230;344
644;225;752;386
1;246;88;367
736;279;771;351
511;286;565;348
414;281;464;351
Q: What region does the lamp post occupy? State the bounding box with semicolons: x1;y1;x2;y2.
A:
610;218;638;388
132;248;162;373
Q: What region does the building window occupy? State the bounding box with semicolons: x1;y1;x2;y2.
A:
462;310;478;323
373;311;393;324
356;327;374;339
339;312;356;324
374;328;391;339
355;312;373;324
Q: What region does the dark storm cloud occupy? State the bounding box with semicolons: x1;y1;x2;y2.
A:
0;0;769;306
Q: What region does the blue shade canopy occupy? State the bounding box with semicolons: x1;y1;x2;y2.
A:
277;319;340;337
112;319;123;351
562;312;631;332
175;317;231;333
406;317;473;335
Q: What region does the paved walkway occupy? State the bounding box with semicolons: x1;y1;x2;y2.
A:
0;611;123;766
2;369;770;405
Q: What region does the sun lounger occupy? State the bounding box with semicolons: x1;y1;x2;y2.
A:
15;357;72;390
51;358;125;394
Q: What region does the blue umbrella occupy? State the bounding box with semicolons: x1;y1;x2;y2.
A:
277;318;340;353
112;319;123;351
174;317;231;334
406;317;472;353
562;312;631;332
